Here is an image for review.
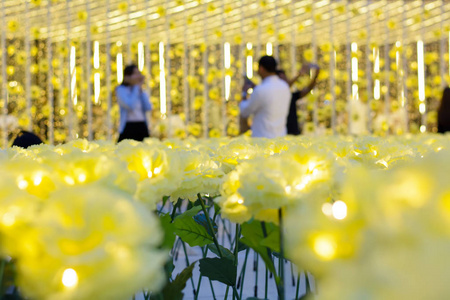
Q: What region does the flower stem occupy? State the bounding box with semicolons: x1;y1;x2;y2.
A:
197;193;223;258
278;208;285;300
0;259;5;295
238;248;250;299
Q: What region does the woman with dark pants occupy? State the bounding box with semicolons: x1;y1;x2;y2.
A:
116;64;152;142
438;87;450;133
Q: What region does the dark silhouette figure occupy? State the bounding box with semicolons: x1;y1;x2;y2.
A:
12;130;43;148
438;87;450;133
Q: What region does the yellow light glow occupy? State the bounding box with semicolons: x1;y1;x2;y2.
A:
352;84;359;100
17;179;28;190
376;159;389;168
285;185;292;194
224;42;230;69
147;171;153;178
313;236;336;260
420;125;426;133
332;200;347;220
33;174;42;186
419;103;426;114
153;166;162;175
417;40;425;102
266;42;273;55
93;41;100;69
116;52;123;84
2;212;15;227
64;176;75;185
159;42;166;115
138;42;144;72
77;173;86;183
62;268;78;288
321;202;333;216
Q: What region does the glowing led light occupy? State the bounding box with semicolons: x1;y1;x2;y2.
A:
266;42;273;55
285;185;292;194
2;212;15;227
321;203;333;216
420;125;426;133
437;147;443;151
237;198;244;204
77;173;86;183
332;200;347;220
314;236;336;260
17;179;28;190
116;52;123;84
148;171;153;178
159;42;166;115
373;47;380;100
153;166;162;175
373;150;377;156
33;175;42;186
62;268;78;288
225;75;231;101
419;103;426;114
64;176;75;185
138;42;144;71
246;43;253;79
417;40;425;102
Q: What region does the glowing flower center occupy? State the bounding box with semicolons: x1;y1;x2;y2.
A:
62;268;78;287
314;236;336;260
332;201;347;220
33;175;42;186
17;178;28;190
77;173;86;183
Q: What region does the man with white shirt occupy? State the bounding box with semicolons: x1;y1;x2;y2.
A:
239;56;291;138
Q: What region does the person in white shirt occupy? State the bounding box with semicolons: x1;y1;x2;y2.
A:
239;56;291;138
116;64;152;142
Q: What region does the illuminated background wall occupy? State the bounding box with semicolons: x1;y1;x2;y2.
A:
1;0;449;146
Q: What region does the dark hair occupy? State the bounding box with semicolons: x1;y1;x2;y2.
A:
438;87;450;129
121;64;138;86
276;69;286;75
12;130;43;149
259;56;277;73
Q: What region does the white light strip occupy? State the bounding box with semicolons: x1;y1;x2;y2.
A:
93;41;99;69
225;75;231;101
417;40;425;102
374;47;380;100
159;41;166;115
246;43;253;79
352;84;359;100
116;52;123;84
374;80;380;100
70;46;77;105
94;72;100;104
224;42;230;69
138;41;144;71
266;42;273;55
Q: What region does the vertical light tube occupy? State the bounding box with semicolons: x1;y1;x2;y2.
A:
105;0;112;140
351;42;359;100
126;0;131;63
345;0;352;134
182;5;188;125
273;1;279;59
266;42;273;56
138;42;144;72
221;0;227;136
93;41;100;105
165;0;171;135
401;0;409;132
67;0;74;140
290;0;296;78
365;0;373;132
374;47;380;100
246;43;253;79
384;6;390;123
159;42;166;116
86;0;92;140
116;51;123;83
202;4;208;138
47;1;54;144
224;42;231;101
417;40;425;102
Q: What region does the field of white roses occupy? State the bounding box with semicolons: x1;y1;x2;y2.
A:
0;134;449;300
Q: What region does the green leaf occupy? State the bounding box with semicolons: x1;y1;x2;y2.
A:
245;298;269;300
260;228;280;253
207;244;235;261
173;206;214;247
199;257;237;286
159;213;177;249
240;221;277;274
153;263;196;300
